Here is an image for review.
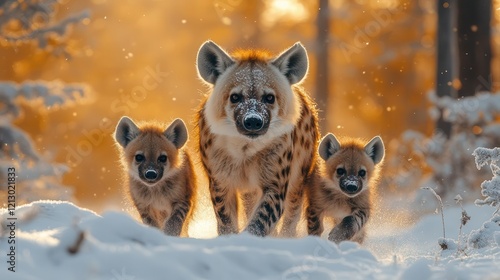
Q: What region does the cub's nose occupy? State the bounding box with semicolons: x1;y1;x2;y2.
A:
342;175;360;194
345;184;359;193
145;170;158;180
243;114;264;131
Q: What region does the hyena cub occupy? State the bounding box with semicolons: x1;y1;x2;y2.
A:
114;116;196;236
196;41;319;237
306;134;385;243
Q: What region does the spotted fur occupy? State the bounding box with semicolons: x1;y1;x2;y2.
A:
114;117;196;237
195;41;319;237
306;134;385;243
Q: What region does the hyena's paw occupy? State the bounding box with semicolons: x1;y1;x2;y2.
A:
215;210;238;235
245;221;267;237
218;226;238;235
141;214;159;228
328;216;356;243
306;209;323;236
163;220;182;236
279;227;297;238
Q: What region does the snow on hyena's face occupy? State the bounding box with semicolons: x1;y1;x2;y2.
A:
197;41;308;141
205;60;300;140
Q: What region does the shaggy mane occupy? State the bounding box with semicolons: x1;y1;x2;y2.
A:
231;49;273;62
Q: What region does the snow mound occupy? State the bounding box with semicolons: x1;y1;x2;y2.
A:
1;201;499;279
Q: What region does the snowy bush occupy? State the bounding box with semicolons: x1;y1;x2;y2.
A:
468;215;500;248
472;147;500;208
0;81;91;204
0;0;90;56
0;1;91;205
468;147;500;249
382;92;500;208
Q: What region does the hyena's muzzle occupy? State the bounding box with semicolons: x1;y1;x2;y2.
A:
138;162;164;185
234;99;270;138
339;175;363;196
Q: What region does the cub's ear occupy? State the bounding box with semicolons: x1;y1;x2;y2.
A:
114;116;140;148
196;40;235;85
271;42;309;85
164;118;188;149
318;133;341;161
364;136;385;164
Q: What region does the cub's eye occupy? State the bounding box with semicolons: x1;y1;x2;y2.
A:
135;154;145;162
158;155;167;163
358;170;366;177
336;168;346;176
230;93;242;103
263;94;275;104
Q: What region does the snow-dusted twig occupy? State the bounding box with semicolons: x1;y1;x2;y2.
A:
67;231;85;255
422;186;447;248
454;194;470;255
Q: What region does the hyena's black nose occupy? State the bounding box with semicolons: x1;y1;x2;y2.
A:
243;114;264;131
345;184;359;193
145;170;158;180
342;175;360;194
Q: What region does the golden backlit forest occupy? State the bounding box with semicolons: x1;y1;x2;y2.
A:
2;0;500;212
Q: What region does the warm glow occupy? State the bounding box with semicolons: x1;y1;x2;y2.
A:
371;0;400;9
1;0;499;216
262;0;309;27
496;0;500;18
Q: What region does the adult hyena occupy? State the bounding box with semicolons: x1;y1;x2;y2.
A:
195;41;319;237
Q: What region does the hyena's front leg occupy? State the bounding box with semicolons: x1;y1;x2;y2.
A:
245;143;292;237
328;208;370;243
280;187;304;237
245;160;289;237
210;179;238;235
245;187;285;237
240;189;260;221
306;204;324;236
163;200;191;236
133;200;158;228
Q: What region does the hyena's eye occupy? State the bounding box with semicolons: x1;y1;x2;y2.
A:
135;154;145;162
336;168;346;176
358;170;366;177
230;93;242;103
263;94;275;104
158;155;167;163
262;93;276;104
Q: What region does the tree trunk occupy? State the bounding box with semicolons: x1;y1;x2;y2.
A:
316;0;330;132
457;0;492;98
435;0;456;138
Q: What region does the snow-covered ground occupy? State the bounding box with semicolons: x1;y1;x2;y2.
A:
0;200;499;280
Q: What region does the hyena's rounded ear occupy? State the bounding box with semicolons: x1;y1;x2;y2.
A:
164;118;188;149
271;42;309;85
364;136;385;164
196;40;235;85
114;116;140;148
318;133;341;161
